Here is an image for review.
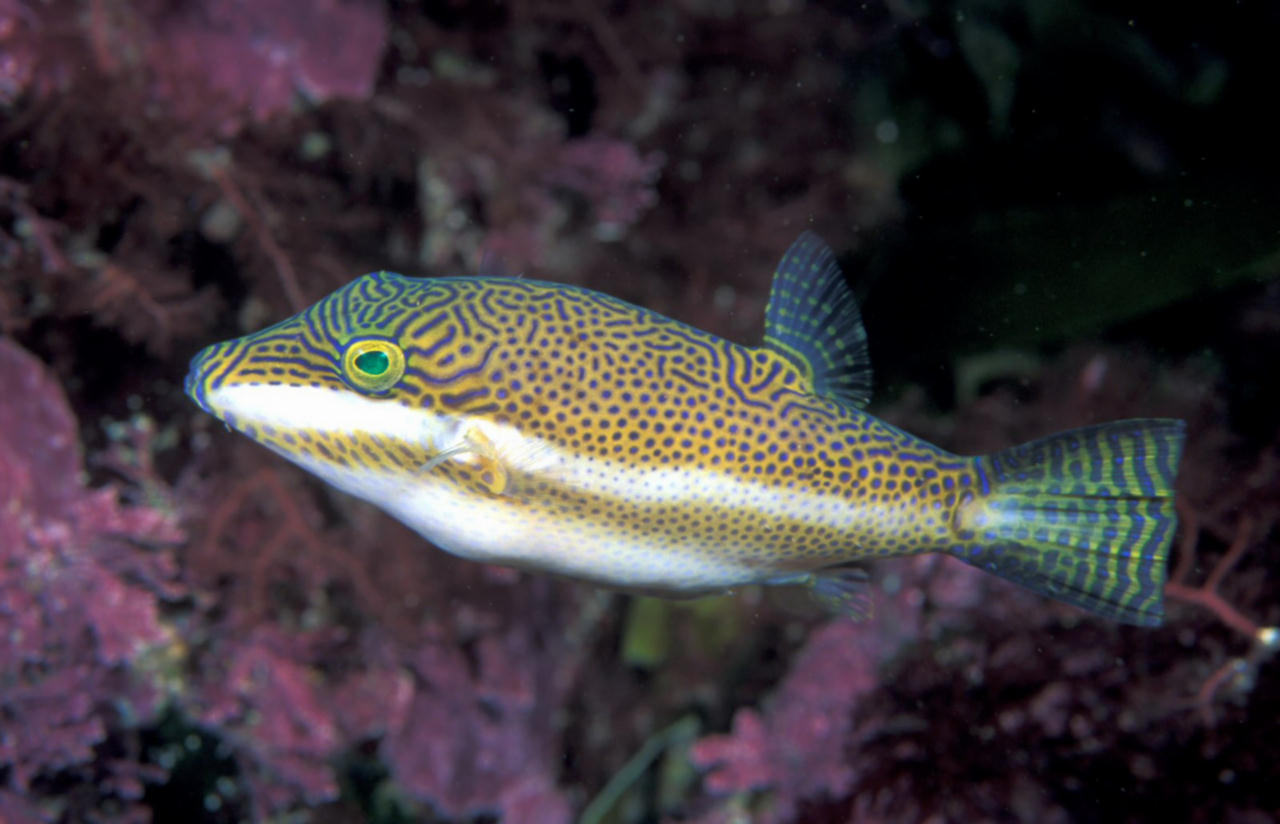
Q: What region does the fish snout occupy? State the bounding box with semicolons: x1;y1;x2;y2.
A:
184;343;225;413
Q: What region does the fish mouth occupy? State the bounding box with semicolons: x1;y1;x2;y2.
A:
184;343;224;417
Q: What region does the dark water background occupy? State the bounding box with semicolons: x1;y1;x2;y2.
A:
0;1;1277;822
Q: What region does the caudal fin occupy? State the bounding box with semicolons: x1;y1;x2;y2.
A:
952;418;1185;626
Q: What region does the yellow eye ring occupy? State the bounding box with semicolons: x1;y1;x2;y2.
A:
341;338;406;393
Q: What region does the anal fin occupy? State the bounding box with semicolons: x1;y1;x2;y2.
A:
768;564;874;621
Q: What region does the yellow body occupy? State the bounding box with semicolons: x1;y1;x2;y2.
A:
189;274;970;595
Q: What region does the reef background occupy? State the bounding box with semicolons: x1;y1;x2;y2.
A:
1;1;1278;822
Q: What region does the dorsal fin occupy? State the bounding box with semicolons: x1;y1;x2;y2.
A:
761;231;873;408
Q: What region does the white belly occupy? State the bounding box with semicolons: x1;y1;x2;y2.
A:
290;446;753;593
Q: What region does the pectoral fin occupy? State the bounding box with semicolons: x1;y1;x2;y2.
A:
422;426;512;497
464;427;510;496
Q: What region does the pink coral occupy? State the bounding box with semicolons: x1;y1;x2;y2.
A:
0;0;386;133
372;631;572;820
144;0;388;134
0;0;35;103
0;338;184;818
0;0;78;104
195;628;344;811
180;611;574;821
548;137;664;236
690;556;995;821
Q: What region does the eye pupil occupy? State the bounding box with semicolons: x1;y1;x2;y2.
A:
355;350;390;376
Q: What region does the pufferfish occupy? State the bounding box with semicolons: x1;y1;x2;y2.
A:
186;233;1185;625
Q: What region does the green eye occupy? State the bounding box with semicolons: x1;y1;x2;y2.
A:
355;350;389;375
342;339;405;392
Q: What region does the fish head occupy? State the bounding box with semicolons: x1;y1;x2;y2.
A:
184;271;467;497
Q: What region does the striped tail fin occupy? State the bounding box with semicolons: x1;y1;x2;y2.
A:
951;418;1185;626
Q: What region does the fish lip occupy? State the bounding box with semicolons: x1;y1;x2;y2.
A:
184;346;218;415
